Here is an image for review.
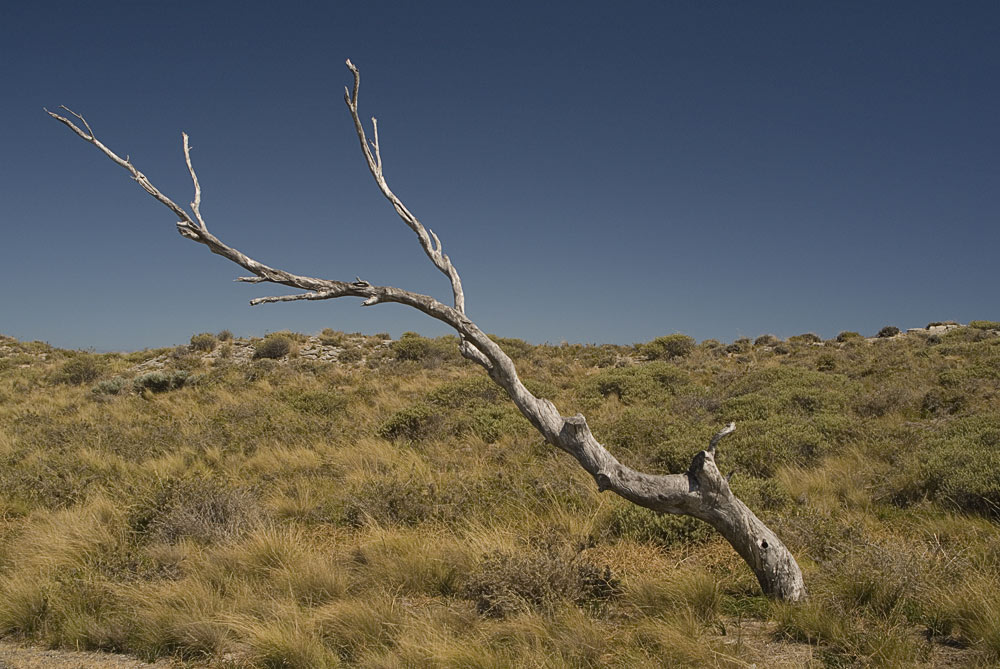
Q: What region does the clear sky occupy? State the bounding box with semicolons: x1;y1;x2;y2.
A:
3;1;998;351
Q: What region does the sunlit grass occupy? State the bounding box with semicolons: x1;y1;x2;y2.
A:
0;328;998;665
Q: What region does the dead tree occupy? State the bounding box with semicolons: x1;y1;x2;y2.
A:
48;60;807;601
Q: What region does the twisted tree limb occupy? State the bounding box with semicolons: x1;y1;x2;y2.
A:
48;61;806;601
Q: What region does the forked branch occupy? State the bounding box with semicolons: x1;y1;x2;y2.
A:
344;59;465;316
49;61;806;601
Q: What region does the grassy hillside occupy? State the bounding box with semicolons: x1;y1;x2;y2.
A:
1;324;999;667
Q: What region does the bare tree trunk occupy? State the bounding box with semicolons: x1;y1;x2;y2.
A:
47;60;806;602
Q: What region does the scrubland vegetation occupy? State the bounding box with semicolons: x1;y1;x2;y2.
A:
1;322;999;667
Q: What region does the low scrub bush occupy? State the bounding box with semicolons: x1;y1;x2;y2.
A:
281;389;348;416
579;361;688;406
719;418;831;476
59;354;107;384
836;331;862;342
921;388;966;416
134;371;189;393
597;406;682;463
451;404;531;443
816;354;837;371
699;339;723;356
753;334;781;347
605;502;711;548
722;366;850;421
337;347;363;362
490;335;536;359
134;478;262;544
342;475;435;527
377;404;438;441
389;332;460;366
462;543;621;618
319;328;346;346
877;325;900;338
428;377;505;408
725;337;751;354
969;320;1000;330
93;376;128;395
189;332;217;352
890;415;1000;516
640;334;695;360
254;334;291;359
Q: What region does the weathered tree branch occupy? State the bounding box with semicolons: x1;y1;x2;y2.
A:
48;61;806;601
343;60;466;317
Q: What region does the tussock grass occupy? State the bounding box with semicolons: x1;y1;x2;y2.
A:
1;327;999;665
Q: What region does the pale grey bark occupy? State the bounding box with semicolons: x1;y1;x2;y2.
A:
47;60;806;601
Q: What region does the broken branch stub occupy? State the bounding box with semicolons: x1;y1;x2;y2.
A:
48;60;806;601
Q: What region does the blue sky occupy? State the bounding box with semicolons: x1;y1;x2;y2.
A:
2;1;997;351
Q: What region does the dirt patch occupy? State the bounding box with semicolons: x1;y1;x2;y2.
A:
0;642;184;669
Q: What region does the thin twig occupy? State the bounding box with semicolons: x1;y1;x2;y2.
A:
182;133;207;231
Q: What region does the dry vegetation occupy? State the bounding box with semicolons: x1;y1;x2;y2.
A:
1;323;999;667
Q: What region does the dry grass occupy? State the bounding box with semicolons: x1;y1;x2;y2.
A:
0;329;998;665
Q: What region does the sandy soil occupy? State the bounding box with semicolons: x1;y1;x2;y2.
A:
0;642;184;669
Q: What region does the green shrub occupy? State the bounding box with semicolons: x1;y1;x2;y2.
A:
720;419;831;476
816;354;836;371
390;332;431;361
597;406;679;459
281;389;347;416
420;377;530;442
456;405;531;443
722;366;850;421
342;475;435;527
189;332;217;352
216;329;234;341
853;383;916;418
59;354;106;385
427;377;505;408
921;389;966;416
836;331;862;342
275;330;309;343
788;333;821;344
377;404;438;441
891;415;1000;517
134;371;189;393
725;337;752;354
319;328;345;346
489;336;535;359
389;332;459;365
753;334;781;347
579;361;688;406
606;502;711;548
729;476;792;512
877;326;900;338
969;320;1000;330
640;334;695;360
92;377;128;396
940;326;992;344
254;335;291;360
337;347;363;363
